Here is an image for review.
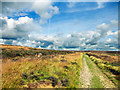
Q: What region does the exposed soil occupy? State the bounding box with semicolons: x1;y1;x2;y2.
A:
79;57;91;88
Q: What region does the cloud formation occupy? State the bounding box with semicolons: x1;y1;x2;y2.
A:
0;1;119;51
66;2;105;13
32;0;59;23
2;0;59;23
0;18;118;50
1;19;116;51
0;16;42;39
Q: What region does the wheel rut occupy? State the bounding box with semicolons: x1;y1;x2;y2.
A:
79;57;92;88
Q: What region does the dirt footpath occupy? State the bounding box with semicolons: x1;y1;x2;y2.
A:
79;54;117;88
79;57;91;88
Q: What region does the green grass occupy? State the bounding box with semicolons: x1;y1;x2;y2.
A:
91;76;103;88
83;54;103;88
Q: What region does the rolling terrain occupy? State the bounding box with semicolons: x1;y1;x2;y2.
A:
1;45;119;88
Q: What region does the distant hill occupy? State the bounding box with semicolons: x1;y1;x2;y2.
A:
1;44;74;59
1;44;119;59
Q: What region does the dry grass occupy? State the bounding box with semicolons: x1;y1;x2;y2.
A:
86;52;119;63
2;44;31;51
1;45;119;88
2;49;82;88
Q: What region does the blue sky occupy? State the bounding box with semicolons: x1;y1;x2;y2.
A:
0;0;119;51
42;2;118;34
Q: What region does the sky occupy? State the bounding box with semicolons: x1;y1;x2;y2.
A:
0;0;119;51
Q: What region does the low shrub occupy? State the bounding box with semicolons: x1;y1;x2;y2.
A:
89;55;120;75
12;57;19;61
60;78;69;87
60;59;67;62
30;71;34;75
47;76;58;87
61;56;64;58
21;73;28;79
71;61;77;65
63;66;69;69
20;80;25;85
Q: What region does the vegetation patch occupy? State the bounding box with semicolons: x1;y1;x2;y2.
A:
86;54;119;87
46;76;58;87
2;45;82;88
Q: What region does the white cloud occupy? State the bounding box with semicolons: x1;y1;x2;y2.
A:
2;0;59;23
106;38;112;42
0;16;42;39
97;2;104;9
0;39;5;44
66;1;105;13
24;20;118;50
32;1;59;23
110;20;118;27
2;2;32;16
107;31;118;36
